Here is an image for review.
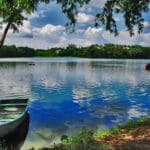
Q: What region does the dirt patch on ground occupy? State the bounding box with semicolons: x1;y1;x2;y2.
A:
95;125;150;150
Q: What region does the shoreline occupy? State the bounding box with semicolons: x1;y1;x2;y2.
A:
0;44;150;59
28;118;150;150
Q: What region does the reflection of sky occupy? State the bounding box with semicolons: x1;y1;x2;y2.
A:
0;58;150;149
0;63;31;99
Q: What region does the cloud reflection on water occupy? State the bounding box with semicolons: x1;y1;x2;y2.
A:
0;58;150;149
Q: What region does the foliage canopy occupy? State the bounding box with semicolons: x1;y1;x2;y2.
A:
0;0;149;47
0;44;150;59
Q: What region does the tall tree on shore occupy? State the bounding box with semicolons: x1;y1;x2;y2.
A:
0;0;90;48
0;0;39;47
0;0;149;48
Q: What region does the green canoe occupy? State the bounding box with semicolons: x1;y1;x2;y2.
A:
0;98;28;137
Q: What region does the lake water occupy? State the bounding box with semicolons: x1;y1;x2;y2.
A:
0;58;150;149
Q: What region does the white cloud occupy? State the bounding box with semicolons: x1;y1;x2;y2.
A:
76;13;95;24
23;12;40;20
57;27;108;47
103;31;150;46
143;21;150;28
39;24;65;43
85;27;102;37
0;0;149;48
3;23;150;49
81;0;107;12
40;24;64;35
0;11;150;49
18;20;33;38
84;27;108;44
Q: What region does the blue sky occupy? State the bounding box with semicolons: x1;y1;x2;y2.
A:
1;0;150;49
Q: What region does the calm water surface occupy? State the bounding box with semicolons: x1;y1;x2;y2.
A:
0;58;150;149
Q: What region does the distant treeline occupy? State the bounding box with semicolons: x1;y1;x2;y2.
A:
0;44;150;58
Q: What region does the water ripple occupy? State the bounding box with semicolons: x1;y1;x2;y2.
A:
0;58;150;149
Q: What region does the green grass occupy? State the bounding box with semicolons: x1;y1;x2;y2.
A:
28;118;150;150
95;118;150;138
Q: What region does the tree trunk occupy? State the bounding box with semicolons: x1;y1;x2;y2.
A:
0;22;11;48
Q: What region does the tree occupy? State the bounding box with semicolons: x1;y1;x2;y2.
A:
95;0;150;36
0;0;149;48
0;0;39;47
0;0;90;48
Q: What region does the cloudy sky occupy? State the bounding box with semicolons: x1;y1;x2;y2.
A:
1;0;150;49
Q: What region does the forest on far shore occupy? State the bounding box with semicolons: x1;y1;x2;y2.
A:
0;44;150;59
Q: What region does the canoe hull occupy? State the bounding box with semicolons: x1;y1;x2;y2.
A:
0;113;29;150
0;98;29;138
0;111;27;138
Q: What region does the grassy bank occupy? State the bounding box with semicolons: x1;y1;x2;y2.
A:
29;118;150;150
95;118;150;149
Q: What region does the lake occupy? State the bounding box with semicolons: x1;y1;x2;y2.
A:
0;58;150;149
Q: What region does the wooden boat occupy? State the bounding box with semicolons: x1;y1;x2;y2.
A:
0;98;28;138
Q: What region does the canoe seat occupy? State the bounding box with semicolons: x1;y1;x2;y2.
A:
0;112;22;115
0;119;14;123
0;103;27;106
